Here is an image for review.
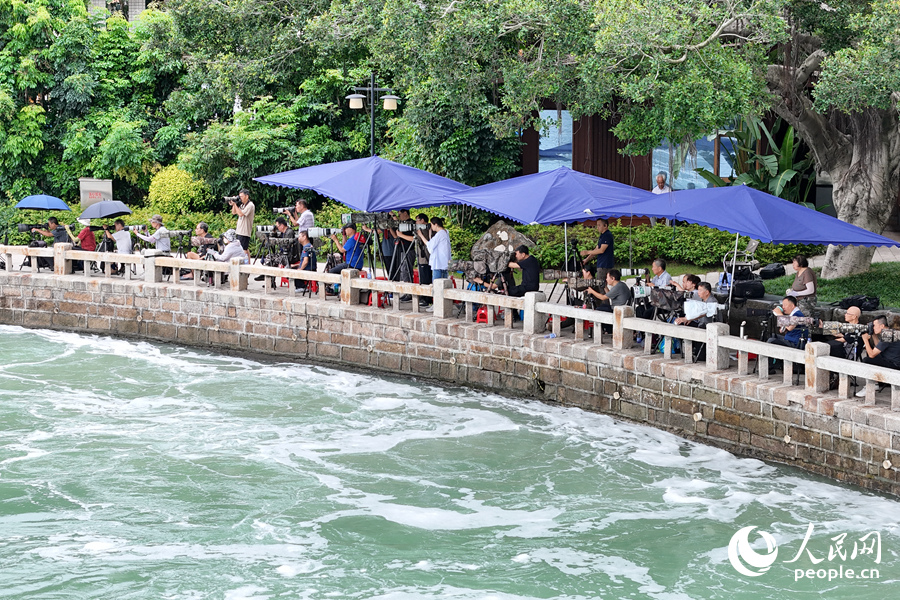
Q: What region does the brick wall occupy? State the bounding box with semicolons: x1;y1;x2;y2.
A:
2;272;899;496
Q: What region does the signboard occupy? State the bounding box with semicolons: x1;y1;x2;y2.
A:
78;178;113;209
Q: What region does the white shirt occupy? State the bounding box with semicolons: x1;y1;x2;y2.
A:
425;228;450;270
296;210;314;232
209;240;246;262
135;226;171;252
111;229;132;255
651;185;671;195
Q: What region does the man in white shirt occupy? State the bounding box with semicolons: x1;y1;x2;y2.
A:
290;200;314;233
651;172;671;194
418;216;450;279
101;219;133;275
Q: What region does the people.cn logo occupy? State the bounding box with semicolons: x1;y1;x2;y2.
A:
728;526;779;577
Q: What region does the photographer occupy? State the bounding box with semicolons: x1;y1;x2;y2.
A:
101;219;133;275
74;221;97;251
254;217;295;283
328;224;367;274
32;217;69;246
417;216;450;281
206;229;245;262
860;316;900;370
293;230;317;291
229;188;255;253
134;215;170;252
289;200;314;234
389;209;416;288
182;222;219;280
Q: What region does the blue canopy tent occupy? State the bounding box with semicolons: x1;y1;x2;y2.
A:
597;184;900;306
254;155;469;212
445;166;656;270
444;166;655;225
255;156;470;278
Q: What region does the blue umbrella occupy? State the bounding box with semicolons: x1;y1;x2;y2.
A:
78;200;132;220
444;166;655;225
16;195;71;211
254;156;469;212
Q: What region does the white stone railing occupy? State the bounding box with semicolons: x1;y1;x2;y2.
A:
4;243;900;410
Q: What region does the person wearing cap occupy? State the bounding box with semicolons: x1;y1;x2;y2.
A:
134;215;171;252
827;306;862;358
206;229;245;262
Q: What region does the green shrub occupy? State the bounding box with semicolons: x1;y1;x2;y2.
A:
147;165;212;214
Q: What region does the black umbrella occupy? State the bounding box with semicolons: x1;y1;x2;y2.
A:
78;201;132;220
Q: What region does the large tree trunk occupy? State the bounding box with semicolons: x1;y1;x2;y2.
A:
768;61;900;279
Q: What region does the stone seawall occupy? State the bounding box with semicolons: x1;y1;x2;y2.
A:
2;272;899;497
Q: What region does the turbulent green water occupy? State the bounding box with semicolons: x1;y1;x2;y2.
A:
0;325;898;599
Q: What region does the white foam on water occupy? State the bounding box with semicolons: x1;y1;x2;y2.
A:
223;585;269;600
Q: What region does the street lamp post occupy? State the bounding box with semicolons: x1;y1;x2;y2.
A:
346;72;400;156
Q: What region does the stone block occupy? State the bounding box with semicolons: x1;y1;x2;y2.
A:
619;400;648;422
707;423;740;443
741;414;775;437
853;424;891;449
146;322;176;340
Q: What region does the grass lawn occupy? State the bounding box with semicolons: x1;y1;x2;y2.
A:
762;263;900;310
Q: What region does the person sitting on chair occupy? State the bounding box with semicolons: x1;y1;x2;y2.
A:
585;268;629;312
767;296;805;348
675;282;717;327
646;258;672;288
473;245;540;297
826;306;862;358
328;224;367;274
674;274;701;299
294;230;317;291
860;316;900;370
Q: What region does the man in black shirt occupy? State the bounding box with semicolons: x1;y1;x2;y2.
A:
580;218;614;278
861;316;900;369
506;245;541;297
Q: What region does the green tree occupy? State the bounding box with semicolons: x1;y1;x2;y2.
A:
311;0;900;278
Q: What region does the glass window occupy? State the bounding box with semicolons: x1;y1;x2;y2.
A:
717;136;736;178
651;137;723;190
538;110;572;172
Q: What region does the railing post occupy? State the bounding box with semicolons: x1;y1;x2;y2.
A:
612;305;635;350
144;256;162;283
3;249;12;273
341;269;360;305
522;292;547;335
433;278;453;318
805;341;830;393
705;323;730;370
230;258;247;291
53;243;73;275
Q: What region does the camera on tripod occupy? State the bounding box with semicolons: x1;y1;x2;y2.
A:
272;207;295;216
17;223;43;233
167;229;190;240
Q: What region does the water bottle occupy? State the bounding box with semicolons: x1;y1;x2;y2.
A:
544;333;557;339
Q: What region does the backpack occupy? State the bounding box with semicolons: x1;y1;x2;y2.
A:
834;295;881;311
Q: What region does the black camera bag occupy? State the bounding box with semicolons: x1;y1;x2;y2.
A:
733;266;754;281
834;295;881;311
759;262;786;279
732;279;765;299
